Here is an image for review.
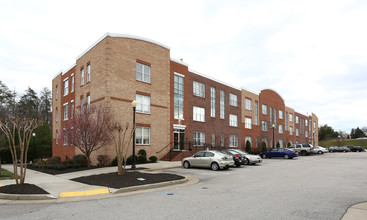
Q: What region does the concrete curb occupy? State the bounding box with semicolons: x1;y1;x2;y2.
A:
112;176;188;194
0;175;198;203
0;193;56;200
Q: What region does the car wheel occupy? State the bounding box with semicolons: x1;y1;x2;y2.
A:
245;159;250;165
330;150;333;153
183;161;190;169
318;151;323;154
284;154;290;159
262;154;267;159
301;151;307;156
211;162;219;171
343;150;346;152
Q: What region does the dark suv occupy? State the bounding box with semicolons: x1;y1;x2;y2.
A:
345;145;364;152
221;149;243;167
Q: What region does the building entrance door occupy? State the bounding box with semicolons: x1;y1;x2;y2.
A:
173;129;185;151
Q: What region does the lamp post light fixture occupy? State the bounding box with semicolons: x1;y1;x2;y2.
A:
338;135;341;147
272;124;275;148
131;100;137;170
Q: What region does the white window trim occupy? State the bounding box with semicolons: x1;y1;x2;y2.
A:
71;74;74;93
230;135;238;147
63;77;69;96
136;126;151;145
229;114;238;127
193;81;205;98
245;117;252;129
229;93;238;107
63;103;68;121
136;94;151;114
87;64;91;83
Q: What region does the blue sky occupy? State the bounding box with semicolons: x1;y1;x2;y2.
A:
1;0;366;132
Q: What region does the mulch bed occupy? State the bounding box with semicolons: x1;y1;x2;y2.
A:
0;183;49;194
27;166;102;175
72;171;185;189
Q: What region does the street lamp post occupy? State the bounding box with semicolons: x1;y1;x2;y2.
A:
32;133;36;161
272;124;275;148
131;100;137;170
338;135;341;147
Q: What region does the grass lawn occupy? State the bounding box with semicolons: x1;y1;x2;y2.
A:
0;168;17;180
319;139;367;148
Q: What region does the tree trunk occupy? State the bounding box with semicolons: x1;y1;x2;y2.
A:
117;154;123;175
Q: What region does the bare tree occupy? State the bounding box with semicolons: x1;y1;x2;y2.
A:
0;117;42;184
106;122;135;175
65;103;112;167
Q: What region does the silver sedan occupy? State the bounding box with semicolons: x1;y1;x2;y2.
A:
182;150;234;171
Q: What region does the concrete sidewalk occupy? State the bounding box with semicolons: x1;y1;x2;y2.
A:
342;202;367;220
0;161;184;202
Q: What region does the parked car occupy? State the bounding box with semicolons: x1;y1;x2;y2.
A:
312;146;328;154
182;150;234;171
229;149;262;165
288;143;313;156
221;149;243;167
260;148;298;159
345;145;364;152
329;146;351;153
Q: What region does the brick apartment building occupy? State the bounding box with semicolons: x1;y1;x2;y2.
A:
52;33;318;164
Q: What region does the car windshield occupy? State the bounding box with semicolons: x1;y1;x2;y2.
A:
233;149;247;154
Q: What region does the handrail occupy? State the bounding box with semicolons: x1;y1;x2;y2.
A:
156;142;172;154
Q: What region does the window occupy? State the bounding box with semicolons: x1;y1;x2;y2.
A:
174;74;184;119
230;135;238;147
279;124;283;134
274;108;277;126
262;104;267;115
285;112;288;130
221;135;224;147
56;85;58;100
55;108;58;122
87;64;91;83
63;129;68;145
270;107;273;125
81;68;84;86
220;90;225;119
305;119;308;126
305;131;308;138
80;97;84;114
71;101;74;119
229;93;238;107
136;126;150;145
279;110;283;119
211;133;215;147
296;116;299;124
86;95;90;112
290;127;293;135
289;113;293;122
296;128;299;136
56;131;59;145
63;78;69;96
210;87;216;117
262;121;268;131
255;101;258;125
229;114;238;127
136;62;151;83
193;81;205;98
193;106;205;122
245;98;252;110
262;138;267;147
136;94;150;114
245;117;252;129
193;132;205;146
279;140;283;148
63;103;68;120
71;74;74;92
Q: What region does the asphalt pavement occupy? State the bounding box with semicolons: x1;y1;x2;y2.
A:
0;155;366;220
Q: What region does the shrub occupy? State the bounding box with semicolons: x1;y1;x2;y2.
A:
47;156;61;165
126;155;138;165
149;156;157;163
138;149;147;156
111;157;117;166
73;154;88;167
96;155;110;167
137;155;147;164
245;140;251;153
261;141;267;152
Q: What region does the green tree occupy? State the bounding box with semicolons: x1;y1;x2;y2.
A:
261;141;267;152
17;87;39;119
351;127;366;139
319;124;339;141
0;81;15;118
39;87;51;125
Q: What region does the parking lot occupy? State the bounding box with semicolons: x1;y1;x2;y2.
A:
1;152;366;220
157;152;367;220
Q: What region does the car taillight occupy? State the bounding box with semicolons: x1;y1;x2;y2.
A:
234;156;239;159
